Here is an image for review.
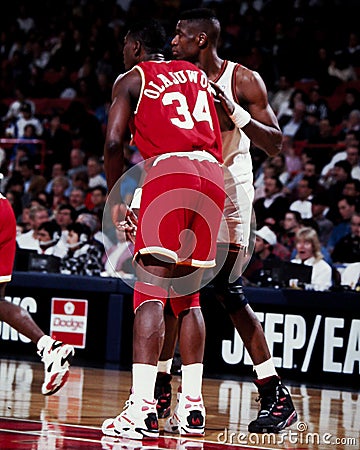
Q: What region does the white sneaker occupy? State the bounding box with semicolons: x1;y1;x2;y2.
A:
102;394;159;440
165;393;205;436
38;340;75;395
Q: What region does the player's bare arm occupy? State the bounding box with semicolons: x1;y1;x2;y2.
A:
235;66;282;156
104;69;141;228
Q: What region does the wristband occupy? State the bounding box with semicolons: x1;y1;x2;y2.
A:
229;103;251;129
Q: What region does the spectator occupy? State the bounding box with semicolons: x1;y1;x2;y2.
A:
278;210;303;255
281;135;302;177
68;187;89;215
325;160;353;218
342;178;360;206
253;176;289;227
289;175;318;219
311;193;334;246
49;175;70;213
88;185;107;214
331;212;360;264
327;196;357;253
243;226;283;286
86;155;107;190
18;157;47;206
54;203;77;244
7;101;43;139
60;222;104;276
16;204;49;250
67;148;87;180
76;211;112;252
37;220;67;258
291;227;333;291
45;162;70;196
269;74;295;117
306;86;329;120
42;113;73;171
283;159;317;198
279;100;313;141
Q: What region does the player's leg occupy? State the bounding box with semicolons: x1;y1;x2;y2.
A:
214;245;297;433
0;198;74;396
155;301;178;418
103;253;174;440
165;265;206;437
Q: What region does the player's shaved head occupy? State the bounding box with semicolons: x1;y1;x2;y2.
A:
178;8;221;46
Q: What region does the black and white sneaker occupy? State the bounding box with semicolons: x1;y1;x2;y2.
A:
248;375;297;433
154;372;172;418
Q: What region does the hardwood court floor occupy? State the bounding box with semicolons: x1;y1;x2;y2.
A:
0;358;358;450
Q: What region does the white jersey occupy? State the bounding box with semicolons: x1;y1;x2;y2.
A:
215;61;255;247
214;60;253;185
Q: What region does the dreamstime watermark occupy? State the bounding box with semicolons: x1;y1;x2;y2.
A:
217;422;358;446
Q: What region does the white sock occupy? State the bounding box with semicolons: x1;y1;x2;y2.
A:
132;363;157;400
181;363;203;399
37;335;53;351
254;358;278;379
157;359;173;374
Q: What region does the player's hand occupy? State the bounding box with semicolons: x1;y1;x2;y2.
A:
209;80;236;115
111;203;138;244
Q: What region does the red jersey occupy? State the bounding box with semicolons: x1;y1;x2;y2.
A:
130;60;223;163
0;195;16;283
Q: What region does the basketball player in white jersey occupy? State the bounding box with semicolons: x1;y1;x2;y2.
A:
158;8;298;434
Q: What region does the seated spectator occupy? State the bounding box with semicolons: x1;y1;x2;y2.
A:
327;196;357;253
269;74;295;118
76;212;113;252
331;212;360;264
18;157;47;207
306;118;338;170
253;176;290;227
6;101;43;139
242;226;283;286
278;210;302;255
283;159;317;198
37;220;67;258
16;204;49;251
289;175;318;219
279;100;317;141
60;223;104;276
291;227;333;291
68;187;89;215
54;203;77;244
306;86;329;120
311;193;334;246
45;163;70;197
332;88;360;127
86;155;107;190
88;185;107;214
42;113;73;171
67;148;87;180
342;178;360;207
281;135;302;177
49;175;70;213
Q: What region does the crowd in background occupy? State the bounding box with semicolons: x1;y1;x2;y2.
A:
0;0;360;288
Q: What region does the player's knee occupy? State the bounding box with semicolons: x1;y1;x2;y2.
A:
133;281;168;313
213;275;248;313
169;288;200;318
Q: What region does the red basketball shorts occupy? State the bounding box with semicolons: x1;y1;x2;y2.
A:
134;152;225;268
0;196;16;283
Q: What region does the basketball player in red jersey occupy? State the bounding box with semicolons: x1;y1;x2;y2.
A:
0;193;74;395
155;8;297;435
101;20;225;439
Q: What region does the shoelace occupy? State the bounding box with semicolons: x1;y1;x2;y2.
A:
256;392;277;415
